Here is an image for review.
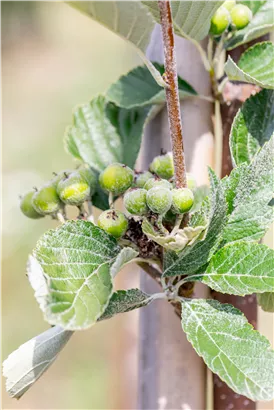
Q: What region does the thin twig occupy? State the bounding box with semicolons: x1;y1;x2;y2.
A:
158;0;187;189
137;262;162;287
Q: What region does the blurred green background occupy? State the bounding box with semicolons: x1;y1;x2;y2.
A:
2;2;273;410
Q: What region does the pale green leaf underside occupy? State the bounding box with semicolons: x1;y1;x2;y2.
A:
257;292;274;312
142;218;206;252
33;220;120;330
110;247;139;278
164;169;227;277
3;326;73;399
224;137;274;243
142;1;220;41
226;1;274;50
106;63;197;109
99;288;152;320
230;89;274;166
187;242;274;296
224;42;274;89
181;299;274;401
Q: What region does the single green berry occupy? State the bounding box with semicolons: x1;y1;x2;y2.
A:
230;4;252;29
124;188;148;216
144;177;172;191
186;173;197;191
20;191;44;219
99;163;134;195
32;183;61;215
78;166;97;196
210;6;230;35
171;188;194;214
57;171;90;205
149;152;174;180
135;171;153;188
146;187;172;215
222;0;236;11
98;210;128;238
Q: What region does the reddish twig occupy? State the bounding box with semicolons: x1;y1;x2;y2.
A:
158;0;187;189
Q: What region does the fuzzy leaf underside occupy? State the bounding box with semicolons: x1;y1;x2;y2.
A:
33;220;120;330
257;292;274;312
223;137;274;243
186;242;274;296
226;1;274;50
230;89;274;166
142;1;220;41
3;326;73;399
142;219;206;253
181;299;274;401
224;42;274;89
99;289;152;320
64;95;149;174
106;63;197;109
163;169;227;277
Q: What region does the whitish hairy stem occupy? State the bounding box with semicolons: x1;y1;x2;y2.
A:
108;192;114;209
158;0;187;189
56;211;65;224
171;214;184;235
87;200;94;223
214;99;223;178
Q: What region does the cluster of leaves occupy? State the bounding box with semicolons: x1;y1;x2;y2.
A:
3;0;274;404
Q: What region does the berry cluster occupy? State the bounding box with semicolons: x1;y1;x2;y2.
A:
97;152;196;239
210;1;252;36
20;165;96;220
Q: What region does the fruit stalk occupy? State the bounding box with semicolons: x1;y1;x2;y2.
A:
158;0;187;189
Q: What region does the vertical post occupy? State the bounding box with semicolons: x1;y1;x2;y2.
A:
138;25;214;409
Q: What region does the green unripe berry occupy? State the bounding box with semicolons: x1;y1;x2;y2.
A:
210;6;230;36
57;171;90;205
98;210;128;238
124;188;148;216
186;173;197;191
146;187;172;215
223;0;236;11
32;183;61;215
171;188;194;214
20;191;44;219
149;152;174;180
99;163;134;195
144;177;172;191
230;4;252;30
135;171;153;188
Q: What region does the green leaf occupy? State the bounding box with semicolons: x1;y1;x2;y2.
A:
239;1;266;14
106;63;197;109
110;247;139;278
226;1;274;50
190;185;210;214
257;292;274;312
3;326;73;399
105;102;151;168
64;95;149;173
67;1;166;87
99;289;152;321
224;42;274;89
181;299;274;401
230;89;274;166
163;169;227;277
33;220;120;330
223;137;274;243
142;218;206;252
186;242;274;296
143;1;221;41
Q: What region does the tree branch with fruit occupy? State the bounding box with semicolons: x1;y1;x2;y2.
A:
3;0;274;406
